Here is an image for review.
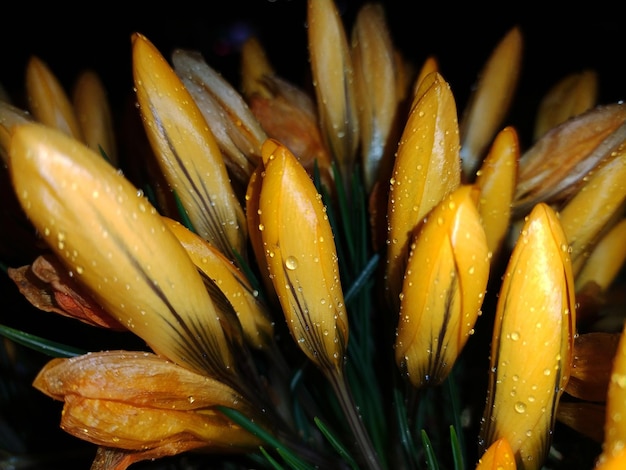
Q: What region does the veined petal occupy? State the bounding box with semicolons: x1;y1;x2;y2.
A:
479;203;576;469
459;27;522;180
9;123;238;382
598;323;626;465
394;185;489;387
556;401;605;443
558;143;626;275
385;72;461;314
575;218;626;293
25;56;83;140
132;33;247;261
171;48;265;183
72;69;118;165
513;103;626;218
351;2;397;192
475;437;516;470
533;69;598;141
33;351;251;413
475;126;519;260
307;0;359;183
163;216;275;351
258;139;348;375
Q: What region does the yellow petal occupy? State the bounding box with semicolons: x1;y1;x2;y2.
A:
598;323;626;464
474;126;519;259
259;139;348;375
163;216;275;351
0;100;33;164
575;218;626;293
351;2;398;192
240;35;275;100
385;72;461;314
533;69;598;141
395;185;490;387
25;55;83;140
475;437;516;470
459;26;522;180
596;448;626;470
72;69;118;165
411;55;439;99
8;122;237;381
479;203;576;469
132;33;247;262
307;0;359;183
171;48;265;183
558;142;626;275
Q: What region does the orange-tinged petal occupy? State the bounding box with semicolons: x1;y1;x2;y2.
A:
351;2;397;192
8;123;238;382
479;203;576;470
475;126;519;260
60;395;260;453
25;55;83;140
163;216;275;351
307;0;359;183
385;72;461;314
475;437;516;470
533;69;598;141
459;27;522;180
258;139;348;375
72;69;118;165
395;185;489;387
132;33;247;262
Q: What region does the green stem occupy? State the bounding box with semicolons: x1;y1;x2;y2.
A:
326;368;384;470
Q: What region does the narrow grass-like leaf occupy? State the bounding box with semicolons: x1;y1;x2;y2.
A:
0;324;84;358
314;417;360;470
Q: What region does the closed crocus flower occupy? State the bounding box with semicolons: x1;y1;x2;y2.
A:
132;33;247;262
258;138;348;375
479;203;576;470
385;71;461;315
475;437;516;470
25;55;83;141
8;123;241;387
394;184;490;388
33;351;261;469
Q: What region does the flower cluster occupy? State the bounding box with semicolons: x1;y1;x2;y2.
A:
1;1;626;469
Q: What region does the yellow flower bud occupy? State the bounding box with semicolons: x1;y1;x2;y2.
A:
258;138;348;375
395;185;489;387
479;203;576;469
385;71;461;314
132;32;247;262
476;437;516;470
25;55;83;140
8;123;238;382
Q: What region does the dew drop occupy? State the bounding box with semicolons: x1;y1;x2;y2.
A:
285;256;298;270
